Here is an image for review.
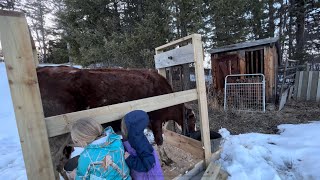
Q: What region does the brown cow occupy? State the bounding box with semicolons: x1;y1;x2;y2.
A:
37;66;196;176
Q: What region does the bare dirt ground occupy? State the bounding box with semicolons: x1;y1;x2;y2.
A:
190;100;320;135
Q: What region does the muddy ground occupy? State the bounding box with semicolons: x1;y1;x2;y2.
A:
189;100;320;135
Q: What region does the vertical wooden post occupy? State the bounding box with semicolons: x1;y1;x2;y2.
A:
212;54;218;90
0;10;55;180
239;51;246;76
317;72;320;102
192;34;211;166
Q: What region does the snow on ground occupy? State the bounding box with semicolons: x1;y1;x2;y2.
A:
1;62;319;180
219;122;320;180
0;63;27;180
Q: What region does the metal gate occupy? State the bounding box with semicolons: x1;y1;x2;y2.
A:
224;74;266;112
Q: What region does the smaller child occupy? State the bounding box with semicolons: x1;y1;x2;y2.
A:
121;110;164;180
70;118;131;180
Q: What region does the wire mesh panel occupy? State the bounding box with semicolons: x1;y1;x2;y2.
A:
224;74;265;112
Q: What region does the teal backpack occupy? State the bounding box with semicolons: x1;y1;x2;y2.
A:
75;127;131;180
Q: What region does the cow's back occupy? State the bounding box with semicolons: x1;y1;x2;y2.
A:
37;66;84;117
80;68;173;108
37;67;173;117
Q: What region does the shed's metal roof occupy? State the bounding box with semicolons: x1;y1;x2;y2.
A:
208;37;279;54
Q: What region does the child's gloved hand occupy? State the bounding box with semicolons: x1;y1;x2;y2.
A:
124;152;130;159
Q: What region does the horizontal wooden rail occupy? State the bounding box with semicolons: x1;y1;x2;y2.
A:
284;73;296;79
155;34;193;52
45;89;198;137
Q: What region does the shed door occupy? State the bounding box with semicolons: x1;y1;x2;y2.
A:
214;54;240;90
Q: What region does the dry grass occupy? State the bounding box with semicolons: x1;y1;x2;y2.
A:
189;99;320;135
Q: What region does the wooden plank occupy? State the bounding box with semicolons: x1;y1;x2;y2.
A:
278;88;289;111
301;71;309;100
46;89;198;137
192;34;212;166
212;54;220;90
0;11;55;179
174;149;223;180
306;71;313;100
217;169;229;180
296;71;303;100
167;68;173;86
155;49;167;78
163;129;204;159
293;71;299;99
273;46;278;102
155;34;193;52
211;148;222;162
288;86;294;101
317;72;320;102
255;50;259;73
239;51;246;75
201;162;221;180
250;51;254;73
158;68;166;77
154;44;194;69
260;49;264;74
264;47;271;101
174;160;205;180
310;71;318;100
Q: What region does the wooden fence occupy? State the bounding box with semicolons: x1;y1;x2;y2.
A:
294;71;320;102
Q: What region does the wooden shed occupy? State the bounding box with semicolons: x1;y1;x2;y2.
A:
208;37;280;103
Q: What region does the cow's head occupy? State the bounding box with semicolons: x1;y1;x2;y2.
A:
183;104;196;135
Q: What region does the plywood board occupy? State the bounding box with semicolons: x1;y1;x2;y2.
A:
154;44;194;69
46;89;198;137
163;129;204;159
0;10;55;179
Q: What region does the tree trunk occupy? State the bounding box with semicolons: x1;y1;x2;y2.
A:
294;0;305;63
288;0;294;58
268;0;275;37
39;0;47;63
179;1;190;90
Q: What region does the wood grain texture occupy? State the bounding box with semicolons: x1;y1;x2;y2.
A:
163;129;204;159
201;162;221;180
192;34;212;166
154;44;194;68
0;12;55;180
155;34;193;51
46;89;198;137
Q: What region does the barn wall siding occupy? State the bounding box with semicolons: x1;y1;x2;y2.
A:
294;71;320;102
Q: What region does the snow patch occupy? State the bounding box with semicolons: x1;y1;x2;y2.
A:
219;122;320;180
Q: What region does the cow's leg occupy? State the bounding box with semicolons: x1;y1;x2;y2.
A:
49;134;72;179
151;120;173;165
158;144;173;166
